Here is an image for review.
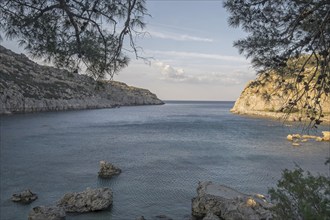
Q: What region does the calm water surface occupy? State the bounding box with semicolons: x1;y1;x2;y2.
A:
1;101;329;220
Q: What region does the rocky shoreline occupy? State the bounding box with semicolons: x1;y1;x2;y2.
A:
0;45;163;114
12;161;275;220
192;182;273;220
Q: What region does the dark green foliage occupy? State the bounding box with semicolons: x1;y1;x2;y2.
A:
0;0;147;79
224;0;330;127
269;166;330;220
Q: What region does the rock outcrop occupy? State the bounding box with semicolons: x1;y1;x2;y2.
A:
57;187;112;213
0;45;163;114
28;206;66;220
98;161;122;178
231;72;330;123
192;182;273;220
287;131;330;146
11;189;38;204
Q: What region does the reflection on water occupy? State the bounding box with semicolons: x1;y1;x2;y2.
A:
1;101;329;220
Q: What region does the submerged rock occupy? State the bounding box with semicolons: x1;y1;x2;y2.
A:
155;215;173;220
57;187;113;213
28;206;66;220
11;189;37;204
192;181;273;220
98;160;121;178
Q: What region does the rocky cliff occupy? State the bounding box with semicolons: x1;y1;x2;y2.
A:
0;45;163;114
231;72;330;123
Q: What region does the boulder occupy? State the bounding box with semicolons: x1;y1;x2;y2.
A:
192;181;273;220
98;160;121;178
11;189;37;203
57;187;112;213
28;206;65;220
301;134;318;139
287;134;301;141
286;134;293;141
316;137;323;142
322;131;330;141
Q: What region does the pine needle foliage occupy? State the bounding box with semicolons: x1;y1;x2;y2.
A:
0;0;148;79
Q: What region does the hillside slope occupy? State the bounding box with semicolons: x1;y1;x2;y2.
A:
0;45;163;114
231;73;330;123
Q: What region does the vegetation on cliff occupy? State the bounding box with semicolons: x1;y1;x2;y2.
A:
224;0;330;127
0;45;163;114
231;59;330;125
269;165;330;219
0;0;148;79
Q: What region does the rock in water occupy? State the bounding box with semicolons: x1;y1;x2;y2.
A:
192;181;273;220
57;188;113;213
11;189;37;203
98;160;121;178
322;131;330;141
28;206;66;220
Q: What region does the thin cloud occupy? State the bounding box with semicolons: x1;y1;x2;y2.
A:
148;22;206;33
155;61;187;82
148;30;214;42
153;61;255;85
150;50;248;63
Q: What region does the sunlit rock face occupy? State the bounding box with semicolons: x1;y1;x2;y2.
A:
0;46;163;114
192;181;273;220
231;73;330;123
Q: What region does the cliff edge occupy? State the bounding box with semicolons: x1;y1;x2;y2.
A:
231;73;330;123
0;45;163;114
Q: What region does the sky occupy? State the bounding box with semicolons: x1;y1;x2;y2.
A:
1;0;257;101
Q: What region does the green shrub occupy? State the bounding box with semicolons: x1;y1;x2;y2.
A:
269;166;330;220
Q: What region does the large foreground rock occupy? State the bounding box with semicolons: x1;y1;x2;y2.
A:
192;182;273;220
57;187;112;213
28;206;65;220
98;160;121;178
0;45;163;114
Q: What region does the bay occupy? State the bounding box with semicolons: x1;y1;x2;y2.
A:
0;101;329;220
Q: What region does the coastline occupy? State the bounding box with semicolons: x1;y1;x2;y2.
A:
0;45;164;115
230;109;330;125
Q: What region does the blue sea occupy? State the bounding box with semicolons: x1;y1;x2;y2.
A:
1;101;329;220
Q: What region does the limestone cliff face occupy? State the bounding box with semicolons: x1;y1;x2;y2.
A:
0;45;163;114
231;74;330;123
